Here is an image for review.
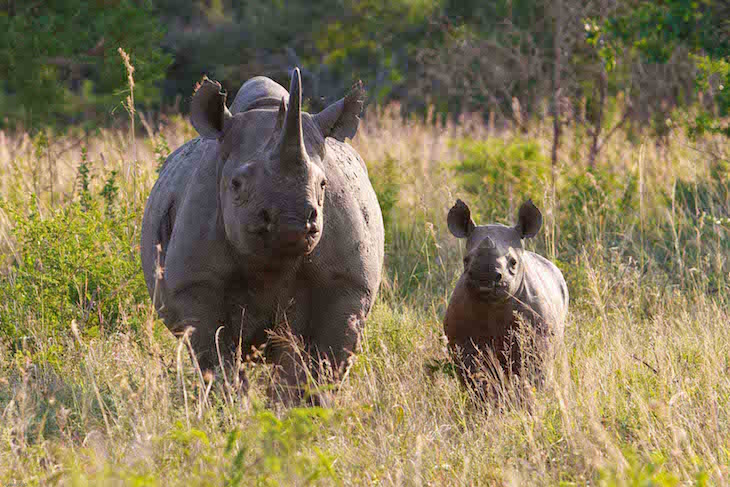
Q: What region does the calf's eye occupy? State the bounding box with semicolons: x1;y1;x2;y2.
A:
509;257;517;267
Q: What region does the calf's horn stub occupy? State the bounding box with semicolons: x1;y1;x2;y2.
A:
190;77;233;140
479;235;496;250
278;67;307;166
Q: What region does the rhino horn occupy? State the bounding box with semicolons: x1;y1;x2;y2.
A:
483;236;496;249
279;67;307;165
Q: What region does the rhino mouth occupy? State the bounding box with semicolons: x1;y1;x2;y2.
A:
467;280;509;300
276;229;320;256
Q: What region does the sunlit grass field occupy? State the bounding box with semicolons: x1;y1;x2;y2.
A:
0;103;728;485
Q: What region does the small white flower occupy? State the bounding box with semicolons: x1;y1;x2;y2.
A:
585;23;591;31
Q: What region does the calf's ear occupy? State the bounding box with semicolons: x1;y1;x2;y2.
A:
313;80;365;142
191;77;233;140
516;199;542;239
448;199;476;238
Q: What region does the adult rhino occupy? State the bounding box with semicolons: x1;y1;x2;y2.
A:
141;69;384;400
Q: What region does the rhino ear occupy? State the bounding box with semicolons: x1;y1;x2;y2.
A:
448;199;475;239
313;80;365;142
191;77;233;140
516;199;542;239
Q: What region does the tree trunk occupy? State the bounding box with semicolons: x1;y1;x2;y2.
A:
587;71;607;169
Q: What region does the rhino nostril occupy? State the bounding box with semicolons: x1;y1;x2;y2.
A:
260;209;273;232
306;207;318;223
494;272;502;284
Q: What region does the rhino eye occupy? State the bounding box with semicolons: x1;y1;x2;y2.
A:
509;257;517;267
231;178;242;190
320;179;327;190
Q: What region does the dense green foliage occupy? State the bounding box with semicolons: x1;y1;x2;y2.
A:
0;0;171;128
590;0;730;135
2;0;729;141
0;160;146;347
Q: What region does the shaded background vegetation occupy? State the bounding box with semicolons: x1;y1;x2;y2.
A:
1;0;729;138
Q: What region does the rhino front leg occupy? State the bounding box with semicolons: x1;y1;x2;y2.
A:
168;283;226;373
308;287;371;381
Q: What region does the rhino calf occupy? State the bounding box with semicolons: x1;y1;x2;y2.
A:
141;69;384;402
443;199;568;389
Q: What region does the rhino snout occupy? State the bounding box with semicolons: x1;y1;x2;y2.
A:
282;205;320;235
255;204;320;255
467;268;502;285
466;268;508;298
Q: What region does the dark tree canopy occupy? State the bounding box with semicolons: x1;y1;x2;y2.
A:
0;0;171;129
0;0;728;137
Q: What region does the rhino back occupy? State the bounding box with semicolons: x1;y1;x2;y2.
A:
229;76;289;114
519;252;569;335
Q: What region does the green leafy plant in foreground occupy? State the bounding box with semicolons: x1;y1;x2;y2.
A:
0;176;146;350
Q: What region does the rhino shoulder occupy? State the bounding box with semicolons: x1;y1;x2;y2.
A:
325;138;368;174
151;137;231;291
302;139;383;290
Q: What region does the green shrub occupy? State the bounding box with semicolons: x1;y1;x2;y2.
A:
451;136;549;220
225;407;339;485
369;153;401;233
0;195;147;349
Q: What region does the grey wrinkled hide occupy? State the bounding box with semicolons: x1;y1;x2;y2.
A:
141;70;384;399
443;199;568;385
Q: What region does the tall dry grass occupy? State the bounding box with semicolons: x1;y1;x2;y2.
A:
0;98;728;485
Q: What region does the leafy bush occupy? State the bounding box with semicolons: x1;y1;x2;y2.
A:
0;188;146;349
369;153;401;232
0;1;171;129
225;407;339;485
450;136;549;220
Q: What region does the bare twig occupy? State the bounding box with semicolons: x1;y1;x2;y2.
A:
631;354;659;375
